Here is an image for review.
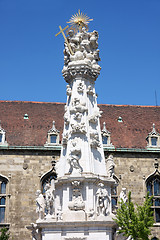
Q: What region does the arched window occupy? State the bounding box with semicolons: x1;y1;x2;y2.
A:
0;175;8;223
146;175;160;223
41;173;56;194
151;237;158;240
111;175;119;213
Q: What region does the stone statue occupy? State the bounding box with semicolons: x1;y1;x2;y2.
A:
77;82;84;93
35;190;45;220
68;181;85;211
56;206;63;221
96;183;109;216
120;188;127;203
66;85;72;96
106;154;115;177
62;24;101;77
90;130;101;148
68;141;82;176
44;183;54;216
30;223;41;240
88;208;95;220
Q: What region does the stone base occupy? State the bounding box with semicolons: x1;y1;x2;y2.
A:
63;210;86;221
27;220;116;240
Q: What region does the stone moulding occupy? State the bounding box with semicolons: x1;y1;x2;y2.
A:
62;64;101;83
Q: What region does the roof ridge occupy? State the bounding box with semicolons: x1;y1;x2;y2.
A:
0;100;65;104
0;100;159;108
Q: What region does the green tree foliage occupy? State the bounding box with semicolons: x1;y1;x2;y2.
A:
115;192;154;240
0;228;10;240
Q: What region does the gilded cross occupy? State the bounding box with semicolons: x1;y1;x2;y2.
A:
55;25;74;55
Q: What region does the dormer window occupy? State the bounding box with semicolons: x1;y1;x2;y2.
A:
0;121;8;147
102;136;108;145
146;123;160;148
151;137;158;146
50;135;57;144
44;121;60;147
0;134;2;143
101;122;114;148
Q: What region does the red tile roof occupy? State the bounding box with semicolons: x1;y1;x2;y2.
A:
0;100;160;148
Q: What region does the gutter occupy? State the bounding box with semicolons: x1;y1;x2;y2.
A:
0;145;160;153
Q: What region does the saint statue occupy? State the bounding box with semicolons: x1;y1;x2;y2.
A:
35;190;45;220
96;183;110;216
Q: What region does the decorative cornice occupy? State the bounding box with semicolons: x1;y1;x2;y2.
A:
62;64;100;83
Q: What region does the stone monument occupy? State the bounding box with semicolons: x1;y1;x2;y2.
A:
27;10;116;240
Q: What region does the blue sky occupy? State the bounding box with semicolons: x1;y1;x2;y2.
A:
0;0;160;105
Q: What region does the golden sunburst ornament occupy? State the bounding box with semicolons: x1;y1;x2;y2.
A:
67;10;93;31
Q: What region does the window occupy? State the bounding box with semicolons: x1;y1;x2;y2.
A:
111;175;119;213
147;176;160;223
50;135;57;144
0;176;8;223
44;121;60;146
102;136;108;145
146;123;160;148
151;137;158;146
0;134;2;142
101;122;114;148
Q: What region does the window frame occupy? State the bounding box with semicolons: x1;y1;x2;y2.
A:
44;121;60;146
146;174;160;223
0;175;9;225
146;124;160;148
111;175;119;214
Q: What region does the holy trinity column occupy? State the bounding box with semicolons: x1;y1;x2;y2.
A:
28;11;116;240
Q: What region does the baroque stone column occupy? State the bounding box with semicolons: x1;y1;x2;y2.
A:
27;12;116;240
57;27;107;178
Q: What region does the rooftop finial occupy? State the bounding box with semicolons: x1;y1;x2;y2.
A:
102;122;107;132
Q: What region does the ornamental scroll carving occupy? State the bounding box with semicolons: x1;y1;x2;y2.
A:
68;181;85;211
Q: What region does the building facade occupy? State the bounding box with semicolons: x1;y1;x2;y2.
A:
0;100;160;239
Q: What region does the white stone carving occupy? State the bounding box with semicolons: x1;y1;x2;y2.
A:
70;98;88;114
62;27;101;82
106;154;115;177
120;188;127;203
64;111;70;124
88;208;95;220
29;14;116;240
88;109;102;123
56;206;63;221
30;223;41;240
96;183;110;216
68;141;82;176
71;122;86;134
45;183;54;217
68;181;85;211
0;120;8;146
66;85;72;96
35;190;45;221
62;133;68;145
87;85;95;96
77;82;84;93
74;112;83;121
90;130;101;148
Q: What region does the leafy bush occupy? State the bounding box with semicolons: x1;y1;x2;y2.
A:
0;228;10;240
